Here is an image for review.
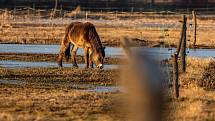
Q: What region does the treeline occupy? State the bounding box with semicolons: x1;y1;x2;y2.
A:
0;0;214;11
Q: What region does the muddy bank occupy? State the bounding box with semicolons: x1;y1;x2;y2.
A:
0;53;122;65
0;67;120;86
0;85;126;121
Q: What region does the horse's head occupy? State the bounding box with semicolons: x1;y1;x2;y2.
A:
93;47;105;69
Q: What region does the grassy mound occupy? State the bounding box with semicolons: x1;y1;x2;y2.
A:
201;61;215;89
179;57;215;89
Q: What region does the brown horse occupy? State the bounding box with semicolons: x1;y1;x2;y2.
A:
57;22;105;69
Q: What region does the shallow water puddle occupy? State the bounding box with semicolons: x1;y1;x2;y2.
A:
86;86;123;93
0;44;124;57
0;79;25;85
0;79;122;93
1;44;215;59
0;60;120;69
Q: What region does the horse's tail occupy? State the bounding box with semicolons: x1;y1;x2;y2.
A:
57;24;73;67
64;37;71;62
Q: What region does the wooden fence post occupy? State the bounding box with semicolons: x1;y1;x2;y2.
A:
181;16;187;72
85;11;88;20
173;53;179;98
38;9;41;23
27;8;30;18
33;3;35;16
192;10;197;46
13;6;16;20
176;15;186;56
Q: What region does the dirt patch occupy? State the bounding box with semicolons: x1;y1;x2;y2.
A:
0;67;120;86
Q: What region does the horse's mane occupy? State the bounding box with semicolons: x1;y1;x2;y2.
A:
86;22;105;57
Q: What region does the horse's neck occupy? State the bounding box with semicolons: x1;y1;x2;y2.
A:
90;38;102;53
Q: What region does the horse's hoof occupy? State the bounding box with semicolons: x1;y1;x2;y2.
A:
58;63;63;67
72;65;79;68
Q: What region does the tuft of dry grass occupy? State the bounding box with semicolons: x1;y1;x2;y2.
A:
167;57;215;121
64;6;81;17
179;57;215;88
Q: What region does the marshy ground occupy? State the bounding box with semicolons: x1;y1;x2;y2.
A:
0;11;215;121
0;57;215;121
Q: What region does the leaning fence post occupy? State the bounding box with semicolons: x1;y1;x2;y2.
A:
181;16;187;72
176;15;186;56
173;53;179;98
192;10;197;46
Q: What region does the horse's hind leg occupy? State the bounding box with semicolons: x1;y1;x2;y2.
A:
84;47;89;68
71;45;79;68
89;48;94;68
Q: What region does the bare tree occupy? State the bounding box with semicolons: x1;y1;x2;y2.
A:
52;0;58;18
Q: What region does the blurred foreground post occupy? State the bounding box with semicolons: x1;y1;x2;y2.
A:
121;37;168;121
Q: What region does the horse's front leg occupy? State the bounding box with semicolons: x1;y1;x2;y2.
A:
71;45;79;68
84;47;89;68
89;48;94;68
57;37;70;67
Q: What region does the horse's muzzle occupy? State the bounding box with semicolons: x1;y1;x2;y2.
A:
97;64;103;69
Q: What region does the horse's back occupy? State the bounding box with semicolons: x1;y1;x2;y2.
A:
65;22;82;34
66;22;103;52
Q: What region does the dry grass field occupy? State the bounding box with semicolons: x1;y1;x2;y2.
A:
0;10;215;121
0;11;215;48
168;57;215;121
0;86;125;121
0;57;214;121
